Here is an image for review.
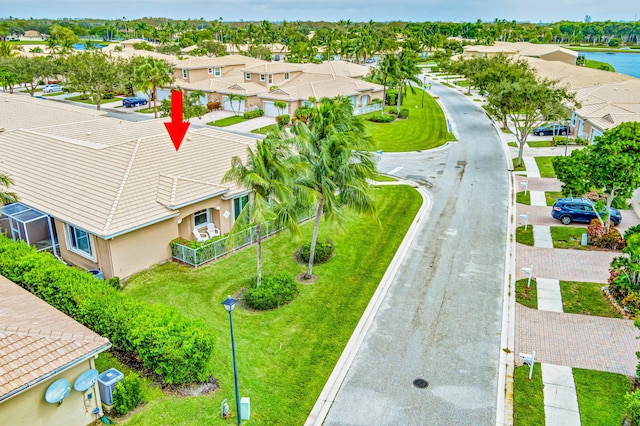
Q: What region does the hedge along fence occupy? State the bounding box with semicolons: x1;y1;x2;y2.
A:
0;235;214;384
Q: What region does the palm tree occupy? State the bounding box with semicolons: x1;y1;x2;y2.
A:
292;97;378;279
389;50;422;114
0;173;18;206
133;58;174;118
223;134;303;287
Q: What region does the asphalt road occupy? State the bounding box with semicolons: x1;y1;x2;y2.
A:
322;83;509;424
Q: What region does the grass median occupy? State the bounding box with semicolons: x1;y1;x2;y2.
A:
118;184;422;425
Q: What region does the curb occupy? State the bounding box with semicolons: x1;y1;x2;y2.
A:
304;181;432;425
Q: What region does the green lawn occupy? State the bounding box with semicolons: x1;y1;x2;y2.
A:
372;173;397;182
507;141;518;147
526;140;553;148
515;225;534;246
560;281;622;318
516;191;531;205
585;59;616;72
551;226;588;250
208;116;246;127
360;90;456;152
65;95;122;105
117;185;422;425
513;364;544;425
574;369;632;425
251;124;278;135
545;191;562;206
516;278;537;309
512;157;526;172
534;156;556;178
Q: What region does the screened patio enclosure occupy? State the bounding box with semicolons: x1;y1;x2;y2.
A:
0;202;59;256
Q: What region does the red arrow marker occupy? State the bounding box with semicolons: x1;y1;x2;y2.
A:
164;91;190;151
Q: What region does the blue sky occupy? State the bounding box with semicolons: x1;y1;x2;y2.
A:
2;0;638;23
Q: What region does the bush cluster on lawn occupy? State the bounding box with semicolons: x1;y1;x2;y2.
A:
297;238;334;264
243;109;264;119
243;273;299;310
0;236;214;384
398;108;410;119
367;113;395;123
608;225;640;314
587;219;626;250
113;373;144;414
276;114;290;126
294;106;313;123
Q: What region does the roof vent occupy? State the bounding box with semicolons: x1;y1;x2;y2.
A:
86;131;91;136
0;127;4;132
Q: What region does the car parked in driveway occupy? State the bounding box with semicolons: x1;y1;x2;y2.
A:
551;197;622;225
122;97;148;108
42;84;63;93
533;124;569;136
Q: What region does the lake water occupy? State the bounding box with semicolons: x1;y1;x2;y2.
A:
577;51;640;78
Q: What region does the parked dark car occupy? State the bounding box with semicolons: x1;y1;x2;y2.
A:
122;97;148;108
533;124;569;136
551;197;622;225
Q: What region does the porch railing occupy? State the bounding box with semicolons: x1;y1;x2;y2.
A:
171;220;285;267
353;103;382;116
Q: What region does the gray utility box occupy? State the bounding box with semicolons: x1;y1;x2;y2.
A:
97;368;123;405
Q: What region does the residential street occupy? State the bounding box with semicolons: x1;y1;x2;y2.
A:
320;81;509;424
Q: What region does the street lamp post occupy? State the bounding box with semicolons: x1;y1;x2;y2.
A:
221;295;241;425
421;75;427;108
564;118;571;157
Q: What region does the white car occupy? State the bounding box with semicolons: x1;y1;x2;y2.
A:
42;84;63;93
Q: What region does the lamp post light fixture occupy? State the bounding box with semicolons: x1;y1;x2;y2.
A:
221;295;242;425
564;118;571;157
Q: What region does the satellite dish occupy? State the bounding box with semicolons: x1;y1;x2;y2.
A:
44;378;71;404
74;369;99;392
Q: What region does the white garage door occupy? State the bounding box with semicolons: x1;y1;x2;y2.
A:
263;101;280;117
223;96;245;114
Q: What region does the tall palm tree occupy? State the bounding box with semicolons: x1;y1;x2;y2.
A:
133;58;174;118
223;134;303;287
0;173;18;206
292;97;378;279
390;50;422;114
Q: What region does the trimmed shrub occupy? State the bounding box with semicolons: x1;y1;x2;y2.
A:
113;373;144;414
626;389;640;425
0;236;214;384
385;90;397;106
587;219;626;250
398;108;410;119
297;239;334;264
244;273;299;310
276;114;290;126
294;106;313;122
243;109;264;119
367;114;395;123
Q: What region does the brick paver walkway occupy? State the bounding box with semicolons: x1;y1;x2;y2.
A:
516;305;640;375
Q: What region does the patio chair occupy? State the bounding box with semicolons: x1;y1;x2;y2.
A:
206;223;221;239
192;227;208;242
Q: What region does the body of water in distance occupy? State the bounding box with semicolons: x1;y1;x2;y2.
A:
577;51;640;78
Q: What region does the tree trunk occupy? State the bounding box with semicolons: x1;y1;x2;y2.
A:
153;86;158;119
305;197;324;279
256;222;262;287
516;140;525;168
396;84;402;115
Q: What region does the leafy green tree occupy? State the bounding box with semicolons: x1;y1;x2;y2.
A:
158;90;208;120
485;68;575;167
0;68;19;93
0;41;18;58
63;52;126;111
389;50;422;114
274;100;287;116
8;56;58;96
196;39;227;57
223;134;303;287
133;57;174;118
292;96;378;279
227;93;246;116
553;122;640;232
247;45;271;60
0;173;18;206
48;25;79;54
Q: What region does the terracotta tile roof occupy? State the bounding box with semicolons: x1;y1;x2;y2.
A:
0;93;106;131
0;275;110;401
175;54;264;69
259;74;383;101
0;97;254;238
299;61;374;79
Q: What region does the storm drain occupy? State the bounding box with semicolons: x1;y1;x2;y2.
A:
413;378;429;389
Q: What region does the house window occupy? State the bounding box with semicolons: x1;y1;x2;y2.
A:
268;74;273;84
233;196;249;220
245;72;251;80
303;101;313;107
207;68;213;74
193;209;210;227
260;74;265;82
284;72;290;81
67;224;93;258
214;67;221;77
182;69;188;79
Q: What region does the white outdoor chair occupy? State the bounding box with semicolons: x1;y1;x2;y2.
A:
192;227;208;242
206;223;221;239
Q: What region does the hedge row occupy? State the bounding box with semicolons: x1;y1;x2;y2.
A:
0;235;214;384
243;109;264;119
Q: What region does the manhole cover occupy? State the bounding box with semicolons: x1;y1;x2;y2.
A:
413;378;429;389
